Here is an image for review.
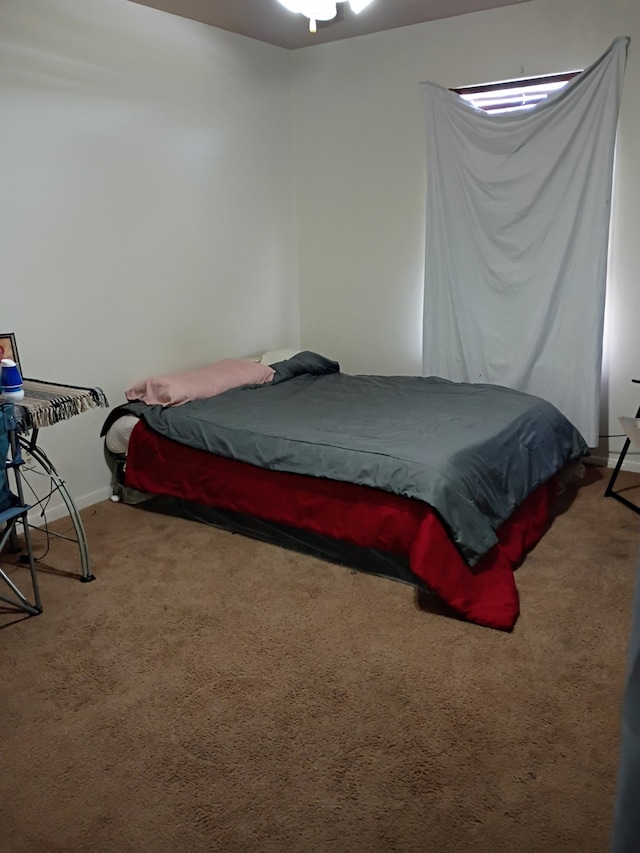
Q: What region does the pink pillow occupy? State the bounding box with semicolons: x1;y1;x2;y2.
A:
125;359;275;407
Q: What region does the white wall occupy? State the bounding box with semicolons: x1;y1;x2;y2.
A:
0;0;299;512
291;0;640;469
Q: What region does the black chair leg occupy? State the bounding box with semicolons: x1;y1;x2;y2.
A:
605;388;640;515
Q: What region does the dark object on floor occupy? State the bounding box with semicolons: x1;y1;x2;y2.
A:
611;553;640;852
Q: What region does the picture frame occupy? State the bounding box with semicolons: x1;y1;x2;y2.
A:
0;333;22;374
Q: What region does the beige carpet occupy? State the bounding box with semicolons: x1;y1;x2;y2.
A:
2;466;640;852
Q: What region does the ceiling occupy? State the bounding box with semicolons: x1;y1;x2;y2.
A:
130;0;530;51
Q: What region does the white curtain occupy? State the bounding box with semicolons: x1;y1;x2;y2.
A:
421;37;629;447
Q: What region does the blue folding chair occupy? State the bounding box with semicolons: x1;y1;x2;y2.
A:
0;403;42;616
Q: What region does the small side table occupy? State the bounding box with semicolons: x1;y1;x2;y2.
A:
605;378;640;515
13;378;109;581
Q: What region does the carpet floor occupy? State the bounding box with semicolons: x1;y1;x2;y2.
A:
2;466;640;852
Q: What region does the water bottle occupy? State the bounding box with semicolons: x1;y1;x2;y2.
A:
1;358;24;402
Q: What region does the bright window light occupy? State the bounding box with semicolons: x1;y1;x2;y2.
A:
452;72;580;115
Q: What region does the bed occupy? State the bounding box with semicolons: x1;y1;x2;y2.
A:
101;351;588;630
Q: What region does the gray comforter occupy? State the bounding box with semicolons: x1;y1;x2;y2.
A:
112;355;588;565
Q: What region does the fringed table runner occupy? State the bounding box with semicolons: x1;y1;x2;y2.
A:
17;379;109;432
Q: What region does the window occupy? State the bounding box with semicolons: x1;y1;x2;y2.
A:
452;71;580;114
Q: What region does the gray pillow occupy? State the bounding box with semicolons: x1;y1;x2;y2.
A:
271;351;340;385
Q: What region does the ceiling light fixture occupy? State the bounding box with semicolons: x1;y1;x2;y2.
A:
276;0;375;34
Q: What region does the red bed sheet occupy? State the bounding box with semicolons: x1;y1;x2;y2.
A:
126;420;555;630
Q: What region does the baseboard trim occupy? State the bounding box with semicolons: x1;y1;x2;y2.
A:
27;486;112;525
586;454;640;474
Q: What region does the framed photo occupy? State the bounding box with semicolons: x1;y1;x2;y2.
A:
0;333;22;374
